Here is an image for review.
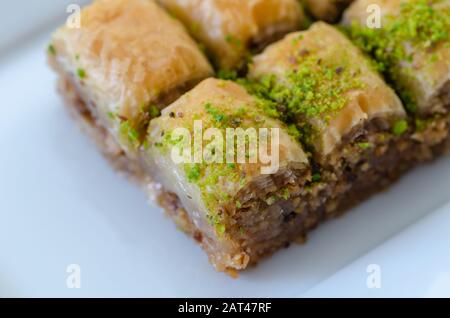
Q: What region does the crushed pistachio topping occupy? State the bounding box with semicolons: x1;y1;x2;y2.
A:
311;172;321;183
357;142;372;149
158;100;275;234
119;120;140;148
107;112;116;120
215;223;226;235
148;105;161;118
347;0;450;112
217;69;239;80
223;34;252;71
47;44;56;55
117;102;161;149
413;113;446;133
414;117;435;132
241;48;364;150
76;68;86;79
281;188;290;200
184;164;201;183
189;160;241;235
204;102;228;124
392;119;409;136
225;35;242;48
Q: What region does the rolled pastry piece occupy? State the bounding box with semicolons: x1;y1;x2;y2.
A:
343;0;450;116
158;0;306;72
48;0;213;176
144;78;313;271
247;22;406;171
303;0;354;22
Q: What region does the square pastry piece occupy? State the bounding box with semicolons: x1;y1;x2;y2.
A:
343;0;450;153
344;0;450;116
158;0;306;71
48;0;213;177
247;22;408;210
145;78;315;271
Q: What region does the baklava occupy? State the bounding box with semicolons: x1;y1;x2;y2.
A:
246;22;408;209
48;0;450;273
158;0;306;72
343;0;450;165
48;0;213;177
343;0;450;116
144;78;317;271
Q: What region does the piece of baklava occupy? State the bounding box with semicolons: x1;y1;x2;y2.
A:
158;0;306;72
246;22;408;209
343;0;450;154
344;0;450;115
48;0;213;177
144;78;316;271
303;0;354;22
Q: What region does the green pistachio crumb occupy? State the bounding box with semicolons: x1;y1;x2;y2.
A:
185;164;201;183
204;102;228;124
392;119;409;136
107;112;116;120
242;51;363;150
48;44;56;55
119;121;139;146
215;223;226;235
312;173;321;183
287;124;301;140
281;188;290;200
142;139;150;150
415;118;429;132
357;142;372;150
77;68;86;79
291;34;304;46
225;35;242;48
148;105;161;118
217;69;238;80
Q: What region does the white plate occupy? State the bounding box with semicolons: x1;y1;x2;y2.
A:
1;0;450;297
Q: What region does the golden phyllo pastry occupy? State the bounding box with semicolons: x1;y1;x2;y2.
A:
48;0;213;160
158;0;306;71
247;22;406;162
145;78;311;271
343;0;450;115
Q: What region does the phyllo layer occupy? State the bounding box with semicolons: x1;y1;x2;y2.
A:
158;0;306;72
343;0;450;115
247;22;406;165
145;78;311;270
48;0;213;157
